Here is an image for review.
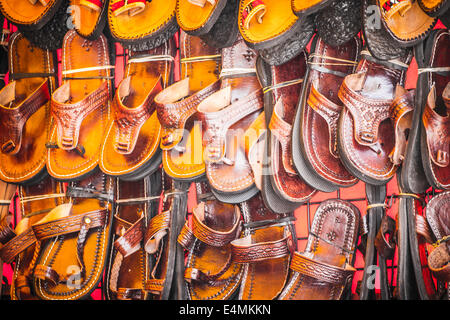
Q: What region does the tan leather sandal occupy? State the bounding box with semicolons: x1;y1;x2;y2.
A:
70;0;108;40
0;32;57;184
47;30;113;181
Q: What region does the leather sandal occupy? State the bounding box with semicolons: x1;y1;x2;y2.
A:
237;0;314;66
291;0;334;17
0;0;63;31
0;32;57;185
197;37;265;204
199;0;240;49
104;172;162;300
315;0;362;47
70;0;108;40
0;175;66;300
418;0;450;17
363;0;411;61
107;0;179;51
100;38;176;181
279;199;360;300
177;180;243;300
377;0;437;47
155;32;221;183
337;47;413;186
293;36;360;193
47;30;113;181
421;76;450;190
256;53;316;213
402;28;450;193
176;0;227;36
30;170;114;300
231;192;296;300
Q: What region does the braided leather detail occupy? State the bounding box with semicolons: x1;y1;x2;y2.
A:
177;222;196;250
290;252;355;285
114;216;145;257
231;235;291;263
76;216;92;278
0;228;36;264
32;209;108;241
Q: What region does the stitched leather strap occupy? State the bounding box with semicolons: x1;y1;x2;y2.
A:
0;227;36;264
144;211;170;254
34;264;60;287
177;202;240;249
231;234;291;263
114;216;145;258
156;79;220;150
422;88;450;168
290;252;356;285
112;76;161;155
338;73;391;146
0;216;15;245
0;80;50;155
307;84;343;158
144;278;165;294
203;89;263;163
116;288;144;300
51;81;109;151
32;209;108;241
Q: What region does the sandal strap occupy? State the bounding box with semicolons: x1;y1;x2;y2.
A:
114;216;145;258
0;79;50;154
0;227;36;264
51;81;109;151
290;252;356;285
144;278;165;294
144;211;170;254
428;241;450;282
231;234;291;263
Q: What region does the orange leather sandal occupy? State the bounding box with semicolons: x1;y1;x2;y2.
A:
0;32;57;185
100;38;176;181
155;32;221;183
107;0;179;51
47;30;114;181
31;170;115;300
176;0;227;36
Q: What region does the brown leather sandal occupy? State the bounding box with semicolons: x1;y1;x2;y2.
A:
0;176;65;300
0;0;63;31
0;32;57;184
177;180;243;300
279;199;360;300
293;36;360;193
31;170;114;300
256;53;316;213
377;0;437;47
197;37;266;204
107;0;179;51
104;172;162;300
231;193;295;300
337;48;413;186
47;30;113;181
100;39;176;181
70;0;108;40
155;32;221;183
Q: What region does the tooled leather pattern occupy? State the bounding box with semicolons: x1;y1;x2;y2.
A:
114;217;145;257
189;211;239;247
307;84;342;158
145;211;170;242
269;107;296;174
389;90;414;125
231;237;290;263
0;81;50;154
0;217;15;245
425;191;450;241
32;210;107;241
423;103;450;167
0;228;36;264
290;252;354;285
52;82;109;150
203;90;263;163
339;74;391;146
112;91;156;155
